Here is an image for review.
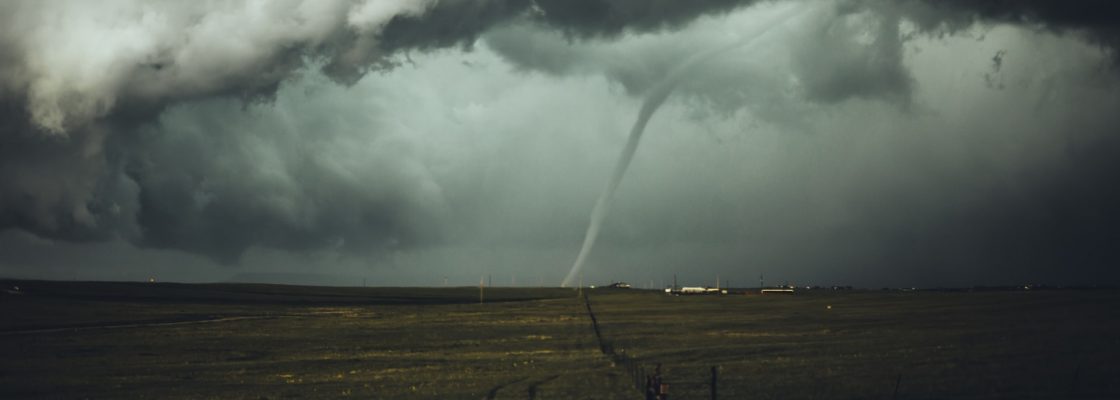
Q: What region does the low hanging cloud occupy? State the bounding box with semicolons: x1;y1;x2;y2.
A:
0;0;778;263
0;0;1119;286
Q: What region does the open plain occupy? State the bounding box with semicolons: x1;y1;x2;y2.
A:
1;280;1117;399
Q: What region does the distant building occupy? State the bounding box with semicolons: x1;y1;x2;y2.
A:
760;288;795;294
666;286;726;295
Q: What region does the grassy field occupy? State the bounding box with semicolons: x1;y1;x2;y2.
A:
0;280;630;399
1;280;1117;399
588;289;1120;399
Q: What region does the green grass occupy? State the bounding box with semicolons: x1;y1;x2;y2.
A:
586;289;1120;399
1;281;631;399
1;281;1117;399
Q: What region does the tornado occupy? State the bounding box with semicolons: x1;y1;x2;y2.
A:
561;3;811;287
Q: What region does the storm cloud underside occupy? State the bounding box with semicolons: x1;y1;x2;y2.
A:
1;0;1119;287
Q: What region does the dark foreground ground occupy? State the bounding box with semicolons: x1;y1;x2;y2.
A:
1;280;1117;399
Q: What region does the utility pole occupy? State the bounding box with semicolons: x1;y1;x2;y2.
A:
578;273;583;298
479;276;484;304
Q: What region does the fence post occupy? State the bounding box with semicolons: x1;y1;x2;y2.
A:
710;365;718;400
639;366;646;395
893;373;901;400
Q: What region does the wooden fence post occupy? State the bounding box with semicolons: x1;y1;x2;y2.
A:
893;373;901;400
710;365;718;400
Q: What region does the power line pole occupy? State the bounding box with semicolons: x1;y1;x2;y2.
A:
578;273;583;298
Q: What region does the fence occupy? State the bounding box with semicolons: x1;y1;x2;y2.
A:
580;291;1100;399
583;291;721;399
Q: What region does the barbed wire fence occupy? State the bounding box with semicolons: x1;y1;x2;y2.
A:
583;291;684;399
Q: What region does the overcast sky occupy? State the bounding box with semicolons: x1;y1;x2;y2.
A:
2;0;1119;288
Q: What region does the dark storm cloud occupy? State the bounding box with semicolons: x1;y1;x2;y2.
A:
0;0;770;264
482;0;1120;286
902;0;1120;58
490;0;1120;107
532;0;762;37
2;0;1120;287
0;101;112;241
790;4;912;105
120;99;445;263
